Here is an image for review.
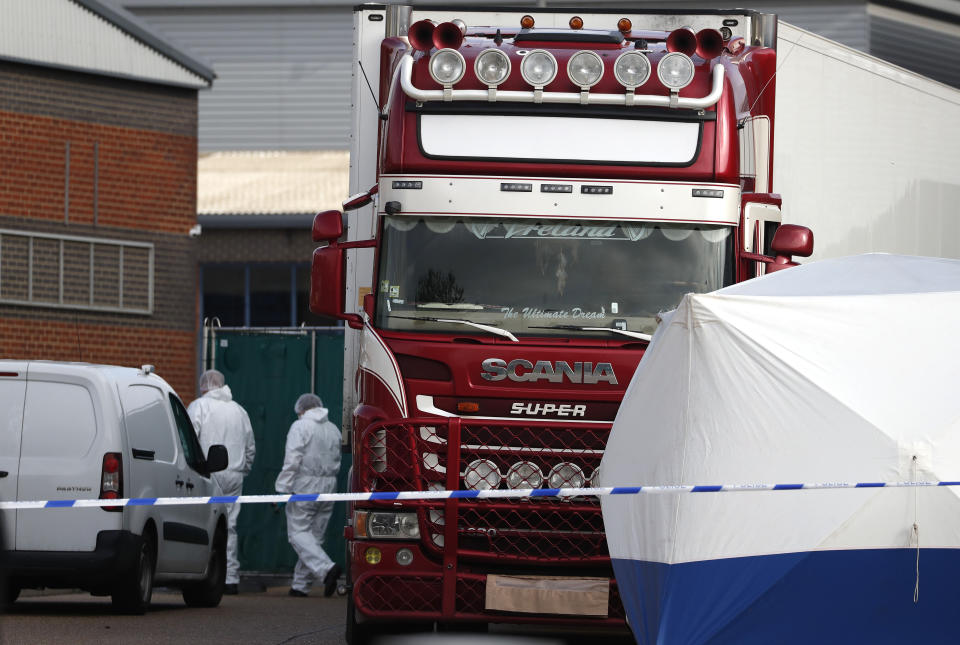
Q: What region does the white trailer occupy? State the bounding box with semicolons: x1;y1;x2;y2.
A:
775;22;960;260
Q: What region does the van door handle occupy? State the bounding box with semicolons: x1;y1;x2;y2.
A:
175;478;184;487
185;481;195;490
0;471;7;478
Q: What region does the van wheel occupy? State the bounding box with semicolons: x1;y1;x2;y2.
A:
2;582;20;606
112;533;155;615
182;526;226;608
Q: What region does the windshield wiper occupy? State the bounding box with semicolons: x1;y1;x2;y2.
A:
391;315;519;342
528;325;652;342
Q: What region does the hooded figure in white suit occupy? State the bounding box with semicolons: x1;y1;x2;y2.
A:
276;393;342;597
187;369;256;593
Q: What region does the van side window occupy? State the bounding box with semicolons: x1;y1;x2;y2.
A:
168;393;207;475
121;385;176;463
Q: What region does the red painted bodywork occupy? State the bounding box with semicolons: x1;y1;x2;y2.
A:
334;20;801;632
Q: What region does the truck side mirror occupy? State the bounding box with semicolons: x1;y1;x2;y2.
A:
767;224;814;273
206;444;229;473
310;245;362;326
312;210;344;242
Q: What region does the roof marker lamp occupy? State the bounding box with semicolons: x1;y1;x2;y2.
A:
475;48;511;87
520;49;558;89
657;52;695;90
567;50;604;89
429;48;466;88
614;51;651;90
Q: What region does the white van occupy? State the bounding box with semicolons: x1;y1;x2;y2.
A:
0;361;230;614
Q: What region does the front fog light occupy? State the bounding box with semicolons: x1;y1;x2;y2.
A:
396;548;414;566
567;50;603;88
520;49;558;87
506;461;544;489
548;462;586;489
464;458;502;490
430;49;466;85
657;52;694;90
365;547;382;564
475;48;511;86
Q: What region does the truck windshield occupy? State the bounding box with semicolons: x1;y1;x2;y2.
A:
375;216;735;337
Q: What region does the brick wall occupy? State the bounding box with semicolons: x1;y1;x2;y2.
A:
0;61;201;398
0;319;196;402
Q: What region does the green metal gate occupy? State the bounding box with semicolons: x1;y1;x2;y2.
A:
202;326;347;574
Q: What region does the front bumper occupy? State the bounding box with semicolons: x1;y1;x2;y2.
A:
353;569;626;626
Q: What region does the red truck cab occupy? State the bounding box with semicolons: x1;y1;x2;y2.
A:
311;6;811;642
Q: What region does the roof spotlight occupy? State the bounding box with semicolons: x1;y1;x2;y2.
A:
429;48;466;85
567;50;604;89
520;49;558;87
657;51;695;90
614;50;651;89
475;48;511;86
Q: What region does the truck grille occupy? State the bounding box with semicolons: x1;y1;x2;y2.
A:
358;417;611;565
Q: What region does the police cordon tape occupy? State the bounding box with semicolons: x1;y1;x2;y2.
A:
2;480;960;510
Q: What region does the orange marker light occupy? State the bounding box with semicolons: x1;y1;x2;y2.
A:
617;18;632;34
521;14;535;29
457;402;480;413
569;16;583;30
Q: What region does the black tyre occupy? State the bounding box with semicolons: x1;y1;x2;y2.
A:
2;581;20;607
112;533;155;615
346;594;386;645
182;526;226;608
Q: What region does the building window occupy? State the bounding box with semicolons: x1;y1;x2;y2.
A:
201;263;336;328
0;229;153;314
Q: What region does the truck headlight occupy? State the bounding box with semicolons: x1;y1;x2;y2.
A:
354;511;420;539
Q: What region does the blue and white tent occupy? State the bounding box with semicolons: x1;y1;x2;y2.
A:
600;254;960;645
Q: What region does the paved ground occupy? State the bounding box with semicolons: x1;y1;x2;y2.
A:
0;586;635;645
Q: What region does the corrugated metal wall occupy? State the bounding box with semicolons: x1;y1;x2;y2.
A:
536;0;870;51
869;15;960;89
132;6;352;151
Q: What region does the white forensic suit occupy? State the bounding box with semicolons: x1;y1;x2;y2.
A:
275;406;341;593
187;385;256;586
